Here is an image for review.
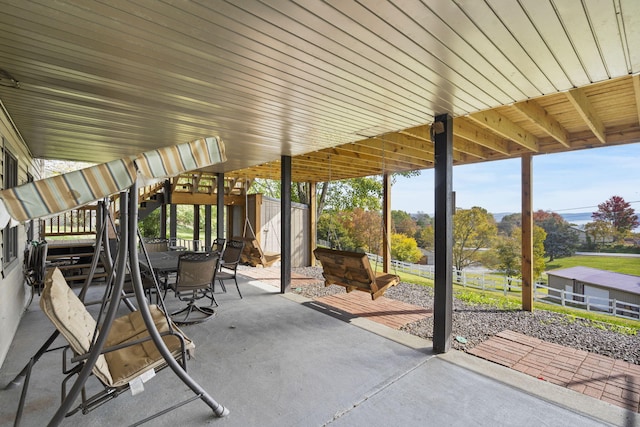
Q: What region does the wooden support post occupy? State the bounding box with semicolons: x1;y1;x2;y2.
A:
216;172;225;240
382;173;391;273
521;155;534;311
309;181;317;266
433;113;453;354
281;156;292;294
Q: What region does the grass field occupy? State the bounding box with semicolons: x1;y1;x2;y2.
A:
397;254;640;332
546;255;640;275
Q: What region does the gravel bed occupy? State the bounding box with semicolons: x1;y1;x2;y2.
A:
292;267;640;365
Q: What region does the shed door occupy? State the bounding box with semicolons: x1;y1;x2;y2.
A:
584;286;609;311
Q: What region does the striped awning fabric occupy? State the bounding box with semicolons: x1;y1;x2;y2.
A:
0;136;226;227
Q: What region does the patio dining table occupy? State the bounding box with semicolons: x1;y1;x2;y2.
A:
138;251;182;277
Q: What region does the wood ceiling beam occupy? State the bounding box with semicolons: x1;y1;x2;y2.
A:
467;110;540;152
332;142;432;169
512;100;570;148
566;88;606;144
453;119;510;155
632;74;640;126
453;136;489;159
398;124;431;142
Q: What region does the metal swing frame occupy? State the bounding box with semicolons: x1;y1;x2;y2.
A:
9;180;229;426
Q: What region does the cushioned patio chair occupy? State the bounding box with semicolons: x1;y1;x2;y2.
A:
216;239;245;298
168;251;220;324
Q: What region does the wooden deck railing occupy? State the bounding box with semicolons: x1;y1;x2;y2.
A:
42;205;97;237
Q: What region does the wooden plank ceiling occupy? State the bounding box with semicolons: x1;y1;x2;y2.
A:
0;1;639;183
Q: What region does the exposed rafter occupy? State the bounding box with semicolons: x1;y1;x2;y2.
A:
566;88;606;144
453;119;510;155
467;110;540;152
512;100;570;148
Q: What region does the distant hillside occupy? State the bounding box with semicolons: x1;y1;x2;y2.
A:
492;212;592;227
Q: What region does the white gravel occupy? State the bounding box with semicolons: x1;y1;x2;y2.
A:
292;267;640;365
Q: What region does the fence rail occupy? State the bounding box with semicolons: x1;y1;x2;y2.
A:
364;253;639;320
534;284;640;320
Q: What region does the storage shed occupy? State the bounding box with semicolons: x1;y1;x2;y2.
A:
547;266;640;311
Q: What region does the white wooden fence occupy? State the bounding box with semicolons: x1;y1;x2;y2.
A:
534;284;640;320
365;253;640;320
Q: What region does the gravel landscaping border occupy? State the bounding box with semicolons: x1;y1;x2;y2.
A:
292;267;640;365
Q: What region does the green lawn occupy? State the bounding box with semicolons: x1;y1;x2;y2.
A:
397;270;640;333
546;255;640;276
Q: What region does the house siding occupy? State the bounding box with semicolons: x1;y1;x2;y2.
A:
0;105;42;367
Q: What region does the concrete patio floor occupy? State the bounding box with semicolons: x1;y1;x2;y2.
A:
0;274;638;426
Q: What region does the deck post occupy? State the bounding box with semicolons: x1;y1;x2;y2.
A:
521;155;534;311
382;173;391;273
433;113;453;354
309;181;317;266
281;155;292;293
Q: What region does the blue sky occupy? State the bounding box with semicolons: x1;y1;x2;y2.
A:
392;142;640;215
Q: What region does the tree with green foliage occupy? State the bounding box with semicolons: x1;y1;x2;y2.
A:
453;206;497;270
492;234;520;285
317;211;355;250
534;210;578;261
414;211;432;227
497;213;521;236
486;225;547;283
139;208;162;238
592;195;639;241
416;225;434;250
584;220;614;249
390;233;422;263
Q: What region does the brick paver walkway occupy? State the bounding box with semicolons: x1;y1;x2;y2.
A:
469;330;640;413
315;291;432;329
238;267;431;329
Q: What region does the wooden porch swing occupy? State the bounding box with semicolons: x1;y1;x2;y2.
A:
313;247;399;300
313;152;399;300
236;179;280;268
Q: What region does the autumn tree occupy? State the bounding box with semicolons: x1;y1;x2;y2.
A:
390;233;422;263
391;210;418;237
452;206;497;270
592;195;639;241
349;208;383;254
